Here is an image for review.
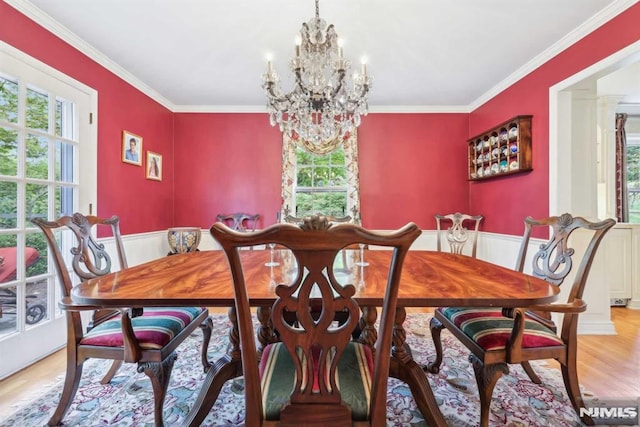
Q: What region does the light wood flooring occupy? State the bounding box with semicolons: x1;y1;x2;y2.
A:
0;307;638;419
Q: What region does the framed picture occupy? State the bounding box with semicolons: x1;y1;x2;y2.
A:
122;131;143;165
146;151;162;181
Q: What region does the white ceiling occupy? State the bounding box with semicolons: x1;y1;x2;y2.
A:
12;0;639;111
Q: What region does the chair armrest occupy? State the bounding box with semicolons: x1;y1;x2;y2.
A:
501;300;586;364
59;298;143;362
58;297;104;311
121;308;143;362
524;299;587;314
504;307;527;363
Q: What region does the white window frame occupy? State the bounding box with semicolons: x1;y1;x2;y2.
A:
0;41;97;379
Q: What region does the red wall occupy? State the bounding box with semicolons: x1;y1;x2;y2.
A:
469;2;640;236
173;113;283;229
172;113;470;230
1;2;174;235
357;114;469;229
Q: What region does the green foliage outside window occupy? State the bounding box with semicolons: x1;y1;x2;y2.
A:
295;147;348;217
0;76;56;277
628;145;640;223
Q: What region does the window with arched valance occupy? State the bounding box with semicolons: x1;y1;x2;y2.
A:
280;131;361;222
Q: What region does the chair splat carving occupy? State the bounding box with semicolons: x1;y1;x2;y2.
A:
210;214;420;426
435;212;483;258
216;213;260;232
426;213;615;427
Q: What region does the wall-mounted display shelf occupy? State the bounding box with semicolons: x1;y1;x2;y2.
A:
468;115;532;181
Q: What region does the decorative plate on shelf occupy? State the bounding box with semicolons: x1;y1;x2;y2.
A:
499;160;508;172
491;163;499;174
510;143;518;154
508;126;518;139
509;161;519;170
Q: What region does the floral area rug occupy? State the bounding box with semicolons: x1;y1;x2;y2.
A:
1;314;584;426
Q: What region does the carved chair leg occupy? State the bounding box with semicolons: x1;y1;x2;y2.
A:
561;352;593;425
424;316;445;374
47;355;84;426
199;316;213;372
470;354;509;427
138;352;178;427
520;361;541;384
100;360;123;384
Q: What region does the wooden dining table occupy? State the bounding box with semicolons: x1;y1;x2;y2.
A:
68;249;559;427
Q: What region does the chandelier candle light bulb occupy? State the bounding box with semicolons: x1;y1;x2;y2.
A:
262;0;372;152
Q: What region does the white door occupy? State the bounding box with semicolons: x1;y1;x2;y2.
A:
0;42;97;379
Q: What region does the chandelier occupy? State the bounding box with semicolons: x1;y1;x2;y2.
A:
261;0;372;151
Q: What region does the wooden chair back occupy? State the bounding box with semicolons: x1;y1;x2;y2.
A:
216;213;260;232
435;212;483;258
515;214;616;332
210;215;420;426
32;213;126;328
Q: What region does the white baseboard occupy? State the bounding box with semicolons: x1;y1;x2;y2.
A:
626;299;640;310
577;321;617;335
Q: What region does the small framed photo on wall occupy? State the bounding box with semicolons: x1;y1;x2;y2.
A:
122;131;143;166
146;151;162;181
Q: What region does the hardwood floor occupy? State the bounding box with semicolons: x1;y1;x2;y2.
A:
572;307;640;398
0;307;638;419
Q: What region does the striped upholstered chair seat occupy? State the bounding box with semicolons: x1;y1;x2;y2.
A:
437;307;563;351
32;213;213;427
259;342;374;421
81;307;207;349
427;214;616;427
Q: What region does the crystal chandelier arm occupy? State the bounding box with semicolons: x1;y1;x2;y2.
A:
344;84;370;108
264;81;295;111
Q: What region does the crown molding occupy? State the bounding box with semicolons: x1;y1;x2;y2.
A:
172;105;268;113
5;0;176;111
468;0;640;111
172;104;471;114
368;105;471;114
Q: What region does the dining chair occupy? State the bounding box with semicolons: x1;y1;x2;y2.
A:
210;215;421;426
32;213;213;427
426;213;615;427
216;212;260;232
435;212;483;258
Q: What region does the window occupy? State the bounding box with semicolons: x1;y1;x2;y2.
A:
281;131;361;222
615;113;640;223
0;42;96;379
294;147;348;217
626;128;640;222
